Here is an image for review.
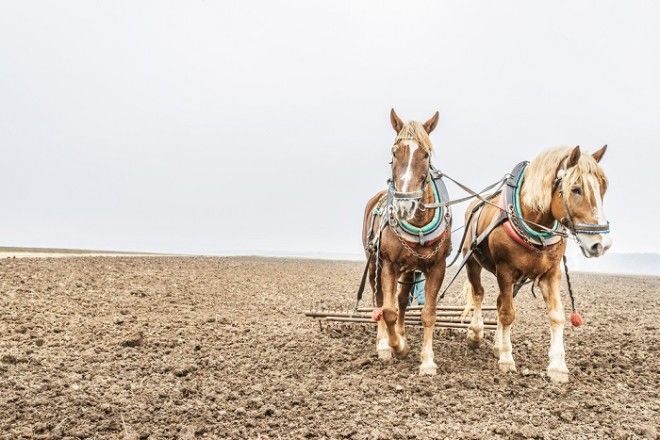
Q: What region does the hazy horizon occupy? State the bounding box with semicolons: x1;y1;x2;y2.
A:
1;1;659;273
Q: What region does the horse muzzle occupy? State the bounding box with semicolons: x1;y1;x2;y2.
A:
394;198;419;221
577;232;612;258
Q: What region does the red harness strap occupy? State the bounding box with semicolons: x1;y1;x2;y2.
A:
502;220;536;251
498;194;537;251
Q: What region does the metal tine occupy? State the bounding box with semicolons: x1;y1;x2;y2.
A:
318;316;497;326
321;316;497;330
356;305;497;312
305;310;496;325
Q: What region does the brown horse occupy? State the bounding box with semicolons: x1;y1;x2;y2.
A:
361;109;452;375
461;145;611;383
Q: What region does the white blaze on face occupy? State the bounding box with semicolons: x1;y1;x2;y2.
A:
400;142;419;192
578;175;612;254
588;175;607;225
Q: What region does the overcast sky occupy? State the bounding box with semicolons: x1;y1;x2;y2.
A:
1;1;658;260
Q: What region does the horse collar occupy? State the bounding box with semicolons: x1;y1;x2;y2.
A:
385;168;451;246
501;162;564;249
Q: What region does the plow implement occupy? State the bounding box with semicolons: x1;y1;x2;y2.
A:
305;305;498;331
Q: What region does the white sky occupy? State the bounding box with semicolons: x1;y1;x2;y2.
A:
1;1;658;257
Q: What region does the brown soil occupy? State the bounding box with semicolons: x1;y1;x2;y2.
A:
1;257;659;439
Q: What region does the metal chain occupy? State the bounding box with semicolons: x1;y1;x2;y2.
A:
390;223;449;260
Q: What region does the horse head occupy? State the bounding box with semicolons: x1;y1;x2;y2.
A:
389;108;439;221
552;145;612;257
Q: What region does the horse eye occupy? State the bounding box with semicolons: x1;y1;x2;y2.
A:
571;187;582;196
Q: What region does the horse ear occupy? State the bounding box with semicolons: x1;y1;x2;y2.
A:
566;145;581;168
423;111;440;134
592;144;607;162
390;108;404;133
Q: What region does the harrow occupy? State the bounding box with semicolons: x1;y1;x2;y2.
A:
305;305;497;331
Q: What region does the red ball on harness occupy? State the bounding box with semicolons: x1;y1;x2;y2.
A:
569;311;583;327
371;307;383;321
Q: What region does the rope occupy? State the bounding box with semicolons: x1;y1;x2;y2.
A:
562;255;577;312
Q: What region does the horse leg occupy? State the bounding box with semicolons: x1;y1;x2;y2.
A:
371;259;391;360
539;265;569;383
381;262;409;359
495;268;516;372
419;264;445;375
464;259;485;349
396;272;414;339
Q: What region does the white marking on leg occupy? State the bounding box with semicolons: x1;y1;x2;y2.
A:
493;317;503;358
498;324;516;372
547;307;568;381
419;326;437;375
376;320;391;359
540;272;569;382
468;306;484;345
548;323;566;369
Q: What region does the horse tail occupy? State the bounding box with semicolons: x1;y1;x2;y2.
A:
460;280;476;323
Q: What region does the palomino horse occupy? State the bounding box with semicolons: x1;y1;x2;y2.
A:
361;109;452;375
461;145;611;383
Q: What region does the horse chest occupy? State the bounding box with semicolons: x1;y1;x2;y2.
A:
489;230;564;278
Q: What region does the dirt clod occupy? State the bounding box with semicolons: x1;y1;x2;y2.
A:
120;331;143;347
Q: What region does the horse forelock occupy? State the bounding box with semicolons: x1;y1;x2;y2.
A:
521;147;608;213
394;121;433;153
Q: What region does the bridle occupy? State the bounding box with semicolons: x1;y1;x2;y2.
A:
388;137;431;209
553;160;610;255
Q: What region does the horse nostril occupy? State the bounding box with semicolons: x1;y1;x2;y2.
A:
590;243;603;256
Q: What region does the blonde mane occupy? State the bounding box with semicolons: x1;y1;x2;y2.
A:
395;121;433;153
520;147;608;213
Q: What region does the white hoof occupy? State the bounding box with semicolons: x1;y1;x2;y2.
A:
492;345;502;358
377;348;392;361
419;362;438;376
547;367;569;383
498;361;517;373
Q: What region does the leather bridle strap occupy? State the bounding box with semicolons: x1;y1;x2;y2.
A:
393;189;424;200
554;166;611;236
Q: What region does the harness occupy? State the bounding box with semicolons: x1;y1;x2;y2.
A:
500;161;564;249
385;166;451;246
440;161;566;298
356;166;452;308
356;156;611;311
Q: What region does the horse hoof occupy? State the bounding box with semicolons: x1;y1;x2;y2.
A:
393;342;410;359
419;363;437;375
377;349;392;361
467;337;482;350
547;368;569;383
498;361;517;373
492;346;501;358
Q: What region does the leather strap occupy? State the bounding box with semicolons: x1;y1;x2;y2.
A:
354;253;373;309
